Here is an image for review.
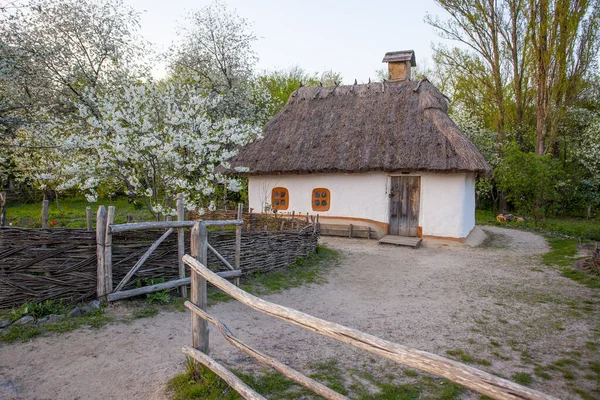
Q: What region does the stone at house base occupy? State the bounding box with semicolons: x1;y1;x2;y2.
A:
47;314;64;324
465;226;487;247
379;235;422;248
13;316;34;325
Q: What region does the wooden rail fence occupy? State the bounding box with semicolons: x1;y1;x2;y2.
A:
181;254;558;400
96;195;244;302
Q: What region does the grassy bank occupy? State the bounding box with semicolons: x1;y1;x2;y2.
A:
476;210;600;241
4;197;153;228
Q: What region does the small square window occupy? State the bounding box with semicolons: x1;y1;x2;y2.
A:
312;188;330;211
271;188;289;210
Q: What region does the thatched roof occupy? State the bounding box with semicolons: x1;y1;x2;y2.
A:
227;79;492;176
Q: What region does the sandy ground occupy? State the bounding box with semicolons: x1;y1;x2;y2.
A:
0;226;598;400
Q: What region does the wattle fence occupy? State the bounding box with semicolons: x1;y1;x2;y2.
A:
0;203;318;309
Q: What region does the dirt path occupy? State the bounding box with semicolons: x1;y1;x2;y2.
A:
1;227;598;399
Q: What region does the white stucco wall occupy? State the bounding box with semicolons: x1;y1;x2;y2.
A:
248;171;476;239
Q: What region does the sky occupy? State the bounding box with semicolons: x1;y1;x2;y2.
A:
123;0;449;84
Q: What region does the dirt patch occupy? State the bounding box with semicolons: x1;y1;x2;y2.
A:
0;226;598;399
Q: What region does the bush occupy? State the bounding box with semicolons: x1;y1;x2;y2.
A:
495;145;566;219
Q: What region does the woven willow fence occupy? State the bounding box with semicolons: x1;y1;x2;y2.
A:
0;226;318;309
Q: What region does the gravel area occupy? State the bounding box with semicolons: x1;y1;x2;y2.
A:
0;226;598;399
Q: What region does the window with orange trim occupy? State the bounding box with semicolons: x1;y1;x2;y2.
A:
312;188;330;211
271;187;289;210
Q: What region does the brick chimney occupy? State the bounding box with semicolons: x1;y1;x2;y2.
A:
382;50;416;81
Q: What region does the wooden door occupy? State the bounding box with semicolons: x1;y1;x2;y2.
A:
389;176;420;237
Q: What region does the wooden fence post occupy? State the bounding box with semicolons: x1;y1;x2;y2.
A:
41;199;49;228
96;206;107;299
0;192;6;227
190;221;209;353
234;203;242;287
86;206;92;231
177;193;187;298
104;206;115;296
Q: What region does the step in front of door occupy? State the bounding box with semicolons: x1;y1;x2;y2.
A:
378;235;422;248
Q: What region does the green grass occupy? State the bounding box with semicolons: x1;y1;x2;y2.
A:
0;309;113;343
540;235;600;289
446;349;491;366
511;372;533;386
5;196;153;228
476;209;600;241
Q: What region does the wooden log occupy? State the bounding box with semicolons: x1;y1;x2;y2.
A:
191;222;209;353
185;301;348;400
85;206;92;231
182;346;266;400
104;206;115;295
107;271;241;302
177;193;187;298
110;221;196;233
182;255;557;400
113;228;174;292
96;206;107;298
41;200;49;228
234;203;243;287
0;192;6;227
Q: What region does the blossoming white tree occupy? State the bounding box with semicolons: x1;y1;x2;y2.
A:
11;79;261;217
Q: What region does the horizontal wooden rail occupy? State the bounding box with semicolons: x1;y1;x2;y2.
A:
107;270;241;302
185;301;348;400
110;221;196;233
183;346;265;400
182;255;557;400
110;219;244;233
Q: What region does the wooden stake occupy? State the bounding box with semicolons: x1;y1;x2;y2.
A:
0;192;6;227
234;203;242;286
348;224;353;238
190;222;209;353
86;206;92;231
96;206;107;298
177;193;187;298
41;199;49;228
104;206;115;295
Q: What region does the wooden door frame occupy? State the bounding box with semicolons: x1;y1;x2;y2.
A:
386;174;422;236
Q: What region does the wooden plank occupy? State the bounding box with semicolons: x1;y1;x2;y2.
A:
182;255;557;400
86;206;92;231
177;193;187;298
104;206;115;295
191;222;209;353
96;206;107;298
185;301;348;400
113;228;174;293
110;221;196;233
106;271;242;302
379;235;422;247
235;203;242;287
41;200;49;228
182;346;266;400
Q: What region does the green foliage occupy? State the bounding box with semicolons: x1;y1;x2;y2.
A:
136;278;171;305
496;145;566;219
9;300;66;322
